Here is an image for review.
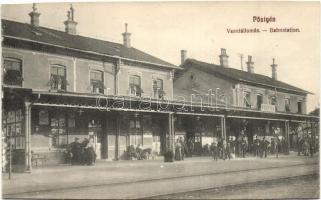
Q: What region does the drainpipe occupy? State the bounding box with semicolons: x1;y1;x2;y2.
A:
114;58;121;96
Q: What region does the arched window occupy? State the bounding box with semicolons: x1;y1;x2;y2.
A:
90;70;104;94
129;75;142;97
50;65;66;91
3;57;23;86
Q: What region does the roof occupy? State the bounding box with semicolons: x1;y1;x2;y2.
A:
2;19;178;69
178;59;311;95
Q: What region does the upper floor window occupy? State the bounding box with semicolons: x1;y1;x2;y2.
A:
244;92;251;108
284;98;290;112
269;96;277;106
256;94;263;110
3;58;23;86
297;101;302;114
90;70;104;94
129;75;142;97
153;79;165;99
50;65;66;91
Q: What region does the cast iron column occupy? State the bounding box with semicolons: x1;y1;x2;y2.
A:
115;113;120;161
285;120;290;154
168;113;175;152
24;101;32;172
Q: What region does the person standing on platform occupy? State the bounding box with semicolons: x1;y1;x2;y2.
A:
222;138;227;160
308;134;314;157
238;130;245;158
69;137;81;165
253;136;260;157
212;141;219;162
179;137;186;160
81;138;89;165
85;138;96;165
260;137;269;158
240;137;247;158
188;138;194;157
175;139;182;161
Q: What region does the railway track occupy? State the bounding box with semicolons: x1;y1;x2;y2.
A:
4;162;318;199
146;173;319;199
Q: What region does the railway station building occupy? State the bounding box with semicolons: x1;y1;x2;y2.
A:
174;50;319;154
2;5;319;172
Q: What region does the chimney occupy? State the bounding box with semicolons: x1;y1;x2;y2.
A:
29;3;40;27
122;23;131;48
181;50;187;64
271;58;277;80
219;48;229;67
64;4;77;35
246;55;254;73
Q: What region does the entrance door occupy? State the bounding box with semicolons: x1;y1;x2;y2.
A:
88;119;102;159
194;132;202;155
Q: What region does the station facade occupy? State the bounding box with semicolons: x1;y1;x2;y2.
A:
173;53;319;153
2;5;319;172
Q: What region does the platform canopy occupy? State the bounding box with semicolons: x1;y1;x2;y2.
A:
21;90;319;123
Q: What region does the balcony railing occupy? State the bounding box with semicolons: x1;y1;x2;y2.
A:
260;104;276;112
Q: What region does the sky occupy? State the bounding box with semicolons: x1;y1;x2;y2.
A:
1;1;320;112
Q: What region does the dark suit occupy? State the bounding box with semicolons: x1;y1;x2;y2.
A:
70;141;81;165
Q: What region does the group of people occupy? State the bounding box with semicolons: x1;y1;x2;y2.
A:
252;136;276;158
173;131;297;162
211;137;231;161
68;137;96;165
297;134;317;157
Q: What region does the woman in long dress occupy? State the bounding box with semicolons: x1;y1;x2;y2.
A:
175;139;182;161
85;138;96;165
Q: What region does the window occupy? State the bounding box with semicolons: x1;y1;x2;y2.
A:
3;58;23;86
50;113;67;148
129;75;142;97
298;101;302;114
3;110;25;150
244;92;251;108
284;98;290;112
269;96;277;106
153;79;164;99
129;118;142;146
90;70;104;94
50;65;66;91
257;94;263;110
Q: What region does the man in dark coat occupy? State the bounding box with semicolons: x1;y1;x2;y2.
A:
253;136;260;157
309;135;315;157
69;137;81;165
240;137;247;158
212;141;219;162
81;138;89;165
260;137;270;158
188;139;194;157
179;137;186;160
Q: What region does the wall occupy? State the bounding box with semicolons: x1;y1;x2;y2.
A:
3;47;116;95
3;47;174;100
174;67;235;106
173;66;307;114
235;83;307;114
118;62;174;100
